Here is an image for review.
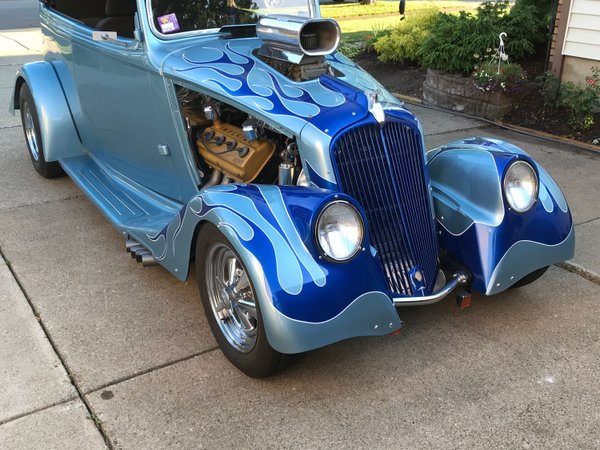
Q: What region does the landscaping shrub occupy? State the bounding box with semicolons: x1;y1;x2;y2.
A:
557;67;600;130
538;71;561;105
373;9;438;64
338;38;364;59
420;0;545;74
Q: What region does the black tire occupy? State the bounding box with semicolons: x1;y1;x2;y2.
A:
19;83;65;178
196;223;292;378
510;266;549;289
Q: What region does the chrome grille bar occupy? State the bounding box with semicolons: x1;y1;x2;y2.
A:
332;120;439;296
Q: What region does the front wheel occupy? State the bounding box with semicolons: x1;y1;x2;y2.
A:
196;223;291;377
510;266;549;289
18;83;64;178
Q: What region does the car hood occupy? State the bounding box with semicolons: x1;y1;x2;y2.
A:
160;36;403;137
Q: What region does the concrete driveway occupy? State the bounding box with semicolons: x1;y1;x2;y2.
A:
1;5;600;449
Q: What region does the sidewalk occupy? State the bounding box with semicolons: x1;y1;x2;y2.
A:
1;28;600;450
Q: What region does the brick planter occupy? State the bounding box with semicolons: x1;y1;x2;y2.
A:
422;69;524;120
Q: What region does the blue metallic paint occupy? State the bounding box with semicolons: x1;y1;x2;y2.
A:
9;1;575;356
12;62;84;162
141;185;394;323
427;138;574;294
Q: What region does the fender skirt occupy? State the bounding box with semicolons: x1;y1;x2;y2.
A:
140;184;401;354
427;137;574;295
11;61;85;161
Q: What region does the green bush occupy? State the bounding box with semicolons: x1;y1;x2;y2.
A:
420;0;545;74
538;71;561;106
338;38;364;59
373;9;438;64
558;67;600;130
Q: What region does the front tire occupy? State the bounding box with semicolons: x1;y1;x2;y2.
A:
510;266;549;289
19;83;65;178
196;223;291;378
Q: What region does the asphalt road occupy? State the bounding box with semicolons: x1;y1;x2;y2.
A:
0;0;39;30
2;3;600;449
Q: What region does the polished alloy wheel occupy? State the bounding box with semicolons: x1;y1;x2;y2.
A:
206;243;258;353
23;101;39;161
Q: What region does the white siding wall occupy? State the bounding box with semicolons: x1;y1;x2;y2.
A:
563;0;600;61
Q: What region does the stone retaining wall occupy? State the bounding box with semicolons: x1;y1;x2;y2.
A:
422;69;521;120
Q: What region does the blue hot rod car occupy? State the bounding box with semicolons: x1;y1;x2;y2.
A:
10;0;574;377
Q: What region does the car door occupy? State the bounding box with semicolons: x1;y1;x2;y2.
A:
42;1;185;201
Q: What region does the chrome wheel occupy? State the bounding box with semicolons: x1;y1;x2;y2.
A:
23;101;39;161
206;243;258;353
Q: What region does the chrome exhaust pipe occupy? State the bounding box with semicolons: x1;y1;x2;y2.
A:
135;250;151;263
125;239;139;252
129;245;145;257
203;169;222;189
141;254;158;267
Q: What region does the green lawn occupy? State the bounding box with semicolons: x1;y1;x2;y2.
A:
321;1;480;42
321;0;476;18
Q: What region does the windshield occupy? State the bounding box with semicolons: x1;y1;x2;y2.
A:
150;0;314;35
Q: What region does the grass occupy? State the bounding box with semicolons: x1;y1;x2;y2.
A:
322;0;480;42
321;0;476;18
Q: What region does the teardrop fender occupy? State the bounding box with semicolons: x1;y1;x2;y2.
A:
427;137;574;295
11;61;85;162
145;184;401;354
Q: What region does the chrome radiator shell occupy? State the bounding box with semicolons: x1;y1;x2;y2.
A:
331;118;439;296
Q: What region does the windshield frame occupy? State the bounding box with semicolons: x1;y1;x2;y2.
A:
145;0;321;41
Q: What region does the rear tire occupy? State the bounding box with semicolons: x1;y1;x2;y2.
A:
196;223;292;378
19;83;65;178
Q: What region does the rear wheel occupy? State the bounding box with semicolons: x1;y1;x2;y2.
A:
19;83;64;178
196;223;291;377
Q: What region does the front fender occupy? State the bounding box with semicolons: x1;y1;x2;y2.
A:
11;61;84;162
139;184;401;354
427;137;574;295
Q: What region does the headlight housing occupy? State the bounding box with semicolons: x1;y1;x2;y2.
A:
503;161;538;213
315;200;364;262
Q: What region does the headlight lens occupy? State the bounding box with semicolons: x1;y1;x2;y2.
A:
504;161;538;213
315;201;364;262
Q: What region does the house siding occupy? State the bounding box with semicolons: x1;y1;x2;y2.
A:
563;0;600;61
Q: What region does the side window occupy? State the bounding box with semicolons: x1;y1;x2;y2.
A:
46;0;138;38
46;0;106;28
95;0;138;38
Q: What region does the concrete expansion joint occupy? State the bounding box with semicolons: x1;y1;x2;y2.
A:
0;194;87;212
0;34;30;51
84;346;220;396
425;124;489;137
575;217;600;227
0;396;79;427
0;247;115;450
555;261;600;286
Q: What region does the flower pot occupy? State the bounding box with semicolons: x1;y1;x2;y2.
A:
422;69;524;120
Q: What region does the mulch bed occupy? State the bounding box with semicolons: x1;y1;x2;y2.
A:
354;52;600;145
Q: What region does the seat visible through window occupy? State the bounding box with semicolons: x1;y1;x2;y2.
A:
95;0;137;38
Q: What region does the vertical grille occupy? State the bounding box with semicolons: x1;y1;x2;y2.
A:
332;120;439;296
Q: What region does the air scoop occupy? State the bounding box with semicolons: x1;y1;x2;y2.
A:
256;15;341;65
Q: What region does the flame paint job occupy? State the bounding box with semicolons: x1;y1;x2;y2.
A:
9;0;574;354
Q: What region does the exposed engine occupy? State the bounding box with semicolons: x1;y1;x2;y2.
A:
177;86;304;188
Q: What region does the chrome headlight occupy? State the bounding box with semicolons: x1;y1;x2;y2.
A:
315;201;364;262
503;161;538;213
